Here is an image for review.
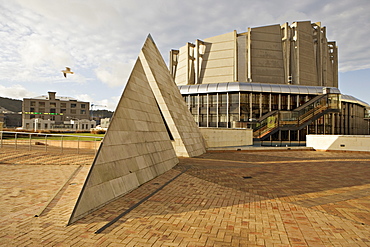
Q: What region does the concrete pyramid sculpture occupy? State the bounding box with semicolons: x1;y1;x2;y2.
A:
68;36;205;224
140;35;206;157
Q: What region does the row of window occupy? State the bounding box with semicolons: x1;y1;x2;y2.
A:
29;101;86;109
183;92;367;132
183;92;315;127
25;123;94;130
29;108;87;115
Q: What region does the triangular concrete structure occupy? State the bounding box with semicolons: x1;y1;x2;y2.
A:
68;36;206;224
68;60;178;224
140;36;206;157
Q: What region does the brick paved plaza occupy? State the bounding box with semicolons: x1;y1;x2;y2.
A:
0;147;369;246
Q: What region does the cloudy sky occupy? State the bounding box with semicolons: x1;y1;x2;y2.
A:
0;0;369;110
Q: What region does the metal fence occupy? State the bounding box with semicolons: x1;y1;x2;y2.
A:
0;131;103;155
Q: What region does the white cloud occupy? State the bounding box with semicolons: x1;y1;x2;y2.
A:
0;84;35;99
75;94;120;111
95;60;135;88
19;34;73;70
0;0;369;104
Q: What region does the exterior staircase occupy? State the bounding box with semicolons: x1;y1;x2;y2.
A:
253;93;341;140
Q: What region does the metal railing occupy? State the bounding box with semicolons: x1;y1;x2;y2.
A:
252;94;341;140
0;131;103;154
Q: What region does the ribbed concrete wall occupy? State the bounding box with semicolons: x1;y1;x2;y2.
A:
201;31;236;84
250;25;285;84
295;21;318;85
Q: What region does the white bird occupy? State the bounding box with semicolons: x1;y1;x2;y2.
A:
62;67;74;78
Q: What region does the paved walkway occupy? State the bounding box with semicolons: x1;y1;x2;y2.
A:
0;148;369;246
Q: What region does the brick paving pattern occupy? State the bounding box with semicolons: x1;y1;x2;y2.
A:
0;148;369;246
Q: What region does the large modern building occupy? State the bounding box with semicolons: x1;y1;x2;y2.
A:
170;21;370;142
22;92;95;131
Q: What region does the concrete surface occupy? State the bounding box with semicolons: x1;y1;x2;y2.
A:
1;147;370;246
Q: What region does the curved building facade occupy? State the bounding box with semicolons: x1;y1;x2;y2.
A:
170;21;370;142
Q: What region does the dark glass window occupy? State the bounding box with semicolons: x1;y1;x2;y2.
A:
199;94;207;127
229;93;239;125
281;94;288;110
271;94;279;111
240;93;249;121
251;93;260;119
209;94;217;127
218;94;227;127
261;94;269;115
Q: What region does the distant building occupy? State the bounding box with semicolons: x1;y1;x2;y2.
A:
100;118;111;129
170;21;370;141
0;106;22;128
22;92;96;131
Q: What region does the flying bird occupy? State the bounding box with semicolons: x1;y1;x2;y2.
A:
62;67;74;78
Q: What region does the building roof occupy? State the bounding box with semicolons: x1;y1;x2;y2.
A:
178;82;341;95
28;95;78;101
178;82;369;107
341;94;370;108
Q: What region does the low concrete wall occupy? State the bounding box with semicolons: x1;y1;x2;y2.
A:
306;135;370;152
200;128;253;148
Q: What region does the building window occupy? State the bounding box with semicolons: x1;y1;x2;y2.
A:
218;94;228;127
30;107;35;112
81;104;86;108
199;94;207;127
61;109;66;114
61;103;67;108
261;93;269;115
71;103;77;108
189;95;198;124
39;102;45;107
240;93;249;121
209;94;218;127
229;93;239;125
251;93;260;119
39;108;45;113
290;95;298;109
50;109;56;113
70;109;76;114
50;102;56;108
30;101;36;106
271;94;279;111
281;94;288;110
81;110;86;114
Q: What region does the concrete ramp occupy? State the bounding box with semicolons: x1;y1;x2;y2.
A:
68;35;205;224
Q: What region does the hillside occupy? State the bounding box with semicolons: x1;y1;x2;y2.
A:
0;96;22;113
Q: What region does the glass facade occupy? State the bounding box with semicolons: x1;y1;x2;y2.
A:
182;90;369;141
183;92;315;129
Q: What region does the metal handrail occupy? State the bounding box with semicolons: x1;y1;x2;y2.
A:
0;131;104;154
253;94;341;139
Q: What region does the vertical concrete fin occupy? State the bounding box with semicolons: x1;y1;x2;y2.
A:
68;56;179;224
139;36;206;157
